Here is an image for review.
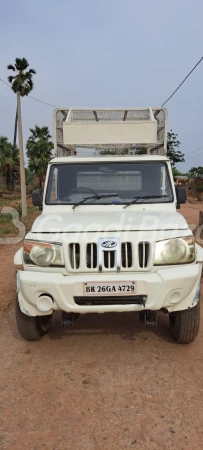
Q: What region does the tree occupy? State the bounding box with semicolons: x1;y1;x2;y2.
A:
26;126;54;188
167;130;185;167
0;136;20;190
188;166;203;178
100;131;185;162
172;167;182;178
7;58;36;216
25;168;35;186
99;130;185;167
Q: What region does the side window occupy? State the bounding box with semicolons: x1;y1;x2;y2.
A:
50;167;58;201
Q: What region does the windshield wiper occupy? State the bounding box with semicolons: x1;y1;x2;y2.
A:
72;194;119;210
123;195;169;209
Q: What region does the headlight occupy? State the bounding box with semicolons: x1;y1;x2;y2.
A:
154;236;195;265
23;241;64;267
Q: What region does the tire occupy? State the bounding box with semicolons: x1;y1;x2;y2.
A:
169;302;200;344
139;311;145;322
15;296;52;341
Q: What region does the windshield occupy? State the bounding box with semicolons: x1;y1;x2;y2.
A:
45;162;173;205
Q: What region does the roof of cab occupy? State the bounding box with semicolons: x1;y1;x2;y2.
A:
49;155;169;164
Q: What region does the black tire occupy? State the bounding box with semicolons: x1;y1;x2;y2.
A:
15;296;52;341
139;311;145;322
169;302;200;344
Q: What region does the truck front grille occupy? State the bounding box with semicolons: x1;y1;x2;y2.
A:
74;295;147;306
69;243;80;269
121;242;132;268
103;251;115;269
86;243;97;269
68;241;150;271
138;242;150;268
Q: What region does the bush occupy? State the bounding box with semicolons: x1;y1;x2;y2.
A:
16;204;22;217
196;185;203;192
0;214;11;224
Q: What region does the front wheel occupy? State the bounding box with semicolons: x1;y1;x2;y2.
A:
15;297;52;341
169;302;200;344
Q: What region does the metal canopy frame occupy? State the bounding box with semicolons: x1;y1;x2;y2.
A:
54;107;167;157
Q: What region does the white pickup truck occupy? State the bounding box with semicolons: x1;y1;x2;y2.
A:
14;107;203;342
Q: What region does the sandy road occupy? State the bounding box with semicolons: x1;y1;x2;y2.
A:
0;203;203;450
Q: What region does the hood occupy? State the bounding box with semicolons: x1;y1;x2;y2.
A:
31;210;188;233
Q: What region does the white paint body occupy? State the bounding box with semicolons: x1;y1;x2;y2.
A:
14;156;203;317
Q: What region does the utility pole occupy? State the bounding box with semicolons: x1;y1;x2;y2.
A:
17;91;27;217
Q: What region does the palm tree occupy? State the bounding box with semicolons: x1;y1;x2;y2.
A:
26;126;54;189
0;136;20;190
7;58;36;216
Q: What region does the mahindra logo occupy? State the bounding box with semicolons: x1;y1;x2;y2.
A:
101;241;117;249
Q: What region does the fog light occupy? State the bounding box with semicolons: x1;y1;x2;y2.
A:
169;291;180;304
37;295;53;312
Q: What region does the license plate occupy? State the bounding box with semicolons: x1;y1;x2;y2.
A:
83;282;136;296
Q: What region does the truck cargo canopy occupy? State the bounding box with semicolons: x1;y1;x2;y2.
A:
54;107;167;157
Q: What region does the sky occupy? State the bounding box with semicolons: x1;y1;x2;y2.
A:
0;0;203;172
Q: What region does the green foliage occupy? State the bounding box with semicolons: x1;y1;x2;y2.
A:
0;136;19;165
16;203;22;217
0;227;11;235
7;58;36;96
167;130;185;167
25;168;35;186
0;136;20;189
0;214;11;224
26;126;54;188
196;185;203;192
16;204;37;218
101;131;185;165
188;167;203;178
172;167;182;178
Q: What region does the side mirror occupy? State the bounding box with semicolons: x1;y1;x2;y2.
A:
175;185;186;206
32;189;43;210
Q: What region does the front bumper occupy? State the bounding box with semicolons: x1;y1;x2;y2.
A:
17;264;202;316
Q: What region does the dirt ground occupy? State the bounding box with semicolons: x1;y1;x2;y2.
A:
0;203;203;450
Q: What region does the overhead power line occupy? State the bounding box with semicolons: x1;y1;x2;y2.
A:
2;56;203;109
1;57;203;112
0;78;10;87
25;95;57;108
184;147;203;158
0;77;57;108
162;56;203;106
